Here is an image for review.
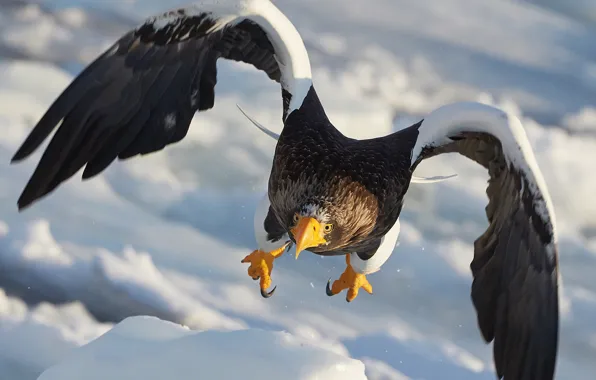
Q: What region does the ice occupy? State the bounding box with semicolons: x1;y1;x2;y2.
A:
0;0;595;379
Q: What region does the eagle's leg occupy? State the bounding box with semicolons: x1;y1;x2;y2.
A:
241;244;289;298
243;193;291;298
326;219;401;302
326;254;373;302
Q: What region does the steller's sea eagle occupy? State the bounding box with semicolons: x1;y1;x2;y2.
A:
10;1;559;378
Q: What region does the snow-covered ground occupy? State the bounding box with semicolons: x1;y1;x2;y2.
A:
38;316;368;380
1;0;595;379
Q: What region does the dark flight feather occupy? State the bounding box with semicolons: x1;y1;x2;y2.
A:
12;10;283;210
411;128;559;380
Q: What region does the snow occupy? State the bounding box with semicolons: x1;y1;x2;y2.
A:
38;316;367;380
0;0;595;379
524;0;596;26
0;289;111;380
562;106;596;134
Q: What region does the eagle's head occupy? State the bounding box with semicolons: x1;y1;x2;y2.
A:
282;179;380;257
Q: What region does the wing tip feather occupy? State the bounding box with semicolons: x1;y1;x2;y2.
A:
11;135;44;163
11;152;27;164
16;188;39;212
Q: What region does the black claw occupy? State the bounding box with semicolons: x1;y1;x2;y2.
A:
252;276;260;281
326;279;335;297
261;286;276;298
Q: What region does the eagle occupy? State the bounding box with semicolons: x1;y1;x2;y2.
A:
11;0;559;378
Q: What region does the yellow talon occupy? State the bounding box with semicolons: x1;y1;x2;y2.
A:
241;244;288;298
326;255;373;302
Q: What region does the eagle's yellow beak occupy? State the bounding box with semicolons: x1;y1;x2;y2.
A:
290;216;327;259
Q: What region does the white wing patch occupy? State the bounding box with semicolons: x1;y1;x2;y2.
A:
145;0;312;118
254;193;290;252
350;219;401;275
411;101;557;251
198;0;312;117
244;0;312;116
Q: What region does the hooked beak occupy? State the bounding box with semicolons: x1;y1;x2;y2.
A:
290;216;327;259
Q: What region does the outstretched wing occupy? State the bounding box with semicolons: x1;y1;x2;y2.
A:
408;102;559;379
11;0;312;210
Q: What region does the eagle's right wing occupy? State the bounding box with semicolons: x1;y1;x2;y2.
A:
12;0;312;210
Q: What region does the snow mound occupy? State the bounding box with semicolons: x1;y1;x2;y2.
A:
37;316;367;380
0;288;111;380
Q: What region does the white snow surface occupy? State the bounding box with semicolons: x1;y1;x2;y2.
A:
0;288;111;379
38;315;367;380
1;0;596;379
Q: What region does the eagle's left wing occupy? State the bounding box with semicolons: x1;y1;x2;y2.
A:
405;101;559;379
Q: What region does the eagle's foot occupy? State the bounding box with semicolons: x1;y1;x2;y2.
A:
326;255;373;302
241;244;288;298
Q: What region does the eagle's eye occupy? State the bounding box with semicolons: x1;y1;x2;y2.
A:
323;223;334;233
293;213;300;224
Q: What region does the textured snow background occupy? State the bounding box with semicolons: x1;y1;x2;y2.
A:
37;316;368;380
1;0;596;379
